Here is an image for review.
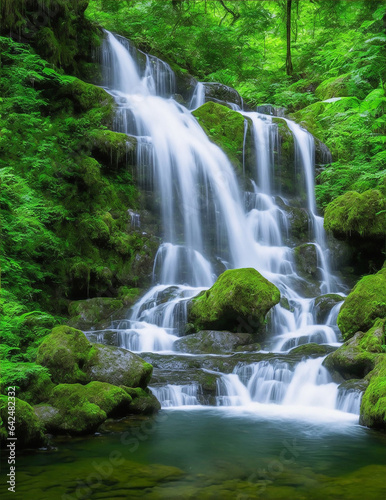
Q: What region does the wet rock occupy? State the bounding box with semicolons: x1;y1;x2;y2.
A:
272;118;297;198
188;268;280;335
174;330;256;354
313;294;344;324
294;243;318;279
202;82;243;107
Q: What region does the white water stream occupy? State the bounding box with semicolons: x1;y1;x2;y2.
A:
97;32;361;419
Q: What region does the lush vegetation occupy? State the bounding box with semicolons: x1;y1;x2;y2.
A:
86;0;386;206
0;0;385;429
0;32;152;380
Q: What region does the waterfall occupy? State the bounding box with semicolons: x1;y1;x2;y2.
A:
97;32;358;419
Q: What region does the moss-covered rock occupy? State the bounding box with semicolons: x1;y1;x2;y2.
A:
68;297;124;330
289;343;333;357
337;268;386;340
63;78;114;115
360;355;386;429
323;319;385;380
0;396;46;448
193;101;250;171
86;344;153;389
324;190;386;240
174;330;256;354
36;325;93;384
121;387;161;414
188;268;280;335
313;294;344;324
36;326;153;389
35;381;133;435
89;129;136;171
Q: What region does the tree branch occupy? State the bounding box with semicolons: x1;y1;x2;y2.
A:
217;0;240;25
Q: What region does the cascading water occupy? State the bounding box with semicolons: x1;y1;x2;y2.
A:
94;32;362;418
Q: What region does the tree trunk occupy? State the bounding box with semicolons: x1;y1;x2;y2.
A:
286;0;293;76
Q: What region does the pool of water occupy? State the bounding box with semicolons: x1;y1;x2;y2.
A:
2;408;386;499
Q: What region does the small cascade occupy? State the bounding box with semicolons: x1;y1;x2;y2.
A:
151;384;201;407
336;387;363;415
216;358;360;415
189;81;205;109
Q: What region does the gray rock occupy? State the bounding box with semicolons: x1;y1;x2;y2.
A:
174;330;257;354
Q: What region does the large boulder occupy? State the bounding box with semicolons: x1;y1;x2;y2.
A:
187;268;280;335
193;101;251;172
324;190;386;241
323;319;385;380
35;382;132;435
36;326;153;388
174;330;257;354
360;355;386;429
0;396;46;448
36;326;93;384
86;344;153;389
337;267;386;340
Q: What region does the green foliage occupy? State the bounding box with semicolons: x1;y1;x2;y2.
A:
0;37;148;373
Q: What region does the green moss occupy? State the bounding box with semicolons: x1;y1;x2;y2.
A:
0;361;54;404
289;343;331;357
360;354;386;429
121;387;161;414
39;383;108;434
68;297;124;329
36;325;94;384
193;101;248;171
188;268;280;334
89;129;136;171
61;78;115;116
0;396;45;447
324;319;385;382
337;268;386;340
324;190;386;239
